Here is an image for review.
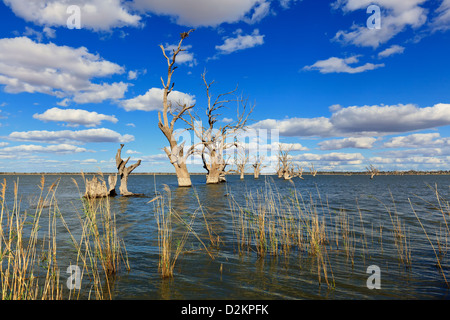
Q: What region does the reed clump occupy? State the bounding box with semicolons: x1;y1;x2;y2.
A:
63;174;130;299
227;181;335;289
409;184;450;287
150;185;214;279
0;177;62;299
0;175;130;300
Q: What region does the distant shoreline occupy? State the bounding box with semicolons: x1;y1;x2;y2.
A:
1;171;450;176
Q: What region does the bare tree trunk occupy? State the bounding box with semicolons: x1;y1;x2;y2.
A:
174;163;191;187
310;163;318;177
84;175;108;199
116;144;142;196
277;169;283;178
206;170;221;184
202;147;229;184
219;170;227;183
205;161;223;184
84;174;118;198
108;174;117;197
366;164;379;179
236;152;248;181
283;170;292;180
157;30;196;188
252;157;265;179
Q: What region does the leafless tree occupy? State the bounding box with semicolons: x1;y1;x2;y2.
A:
309;163;318;177
116;144;141;196
366;164;379;179
235;150;249;180
158;29;197;187
252;156;266;179
275;145;306;180
276;145;292;179
180;72;253;184
283;163;304;180
84;174;117;198
295;164;305;180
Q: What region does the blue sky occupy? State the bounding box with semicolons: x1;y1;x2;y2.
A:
0;0;450;173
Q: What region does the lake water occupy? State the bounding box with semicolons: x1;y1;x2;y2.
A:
1;173;450;300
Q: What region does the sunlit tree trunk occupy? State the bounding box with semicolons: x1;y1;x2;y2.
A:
116;144;141;196
158;30;196;187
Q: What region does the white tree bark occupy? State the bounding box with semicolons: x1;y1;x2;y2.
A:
158;30;196;187
116;144;141;196
84;175;118;198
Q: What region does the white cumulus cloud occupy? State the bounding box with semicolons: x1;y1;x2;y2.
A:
303;55;384;74
120;88;196;112
8;128;134;144
0;37;128;104
318;137;377;150
215;29;265;54
332;0;428;48
3;0;141;31
132;0;269;27
33;107;118;127
378;45;405;58
253;103;450;137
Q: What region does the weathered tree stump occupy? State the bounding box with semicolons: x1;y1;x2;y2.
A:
84;176;108;199
108;174;117;197
252;157;266;179
116;144;142;196
84;174;118;199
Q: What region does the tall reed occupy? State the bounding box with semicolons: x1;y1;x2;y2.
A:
227;180;335;289
61;174;130;299
0;176;62;300
150;185;203;279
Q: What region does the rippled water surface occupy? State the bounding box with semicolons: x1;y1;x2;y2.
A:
2;173;450;300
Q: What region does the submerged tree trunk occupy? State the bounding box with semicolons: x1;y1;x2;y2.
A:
84;175;117;198
174;163;192;187
84;176;107;199
283;170;292;181
205;161;221;184
108;174;117;197
202;149;228;185
277;169;283;178
116;144;142;196
157;30;196;188
252;158;265;179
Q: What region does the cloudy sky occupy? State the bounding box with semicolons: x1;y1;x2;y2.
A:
0;0;450;173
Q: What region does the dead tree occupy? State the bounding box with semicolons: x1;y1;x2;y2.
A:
366;164;379;179
158;29;197;187
276;145;293;180
235;151;249;180
116;144;142;196
276;155;284;178
84;175;108;199
181;72;253;184
295;164;305;180
309;163;318;177
84;174;117;198
275;145;306;181
108;174;117;197
252;156;266;179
